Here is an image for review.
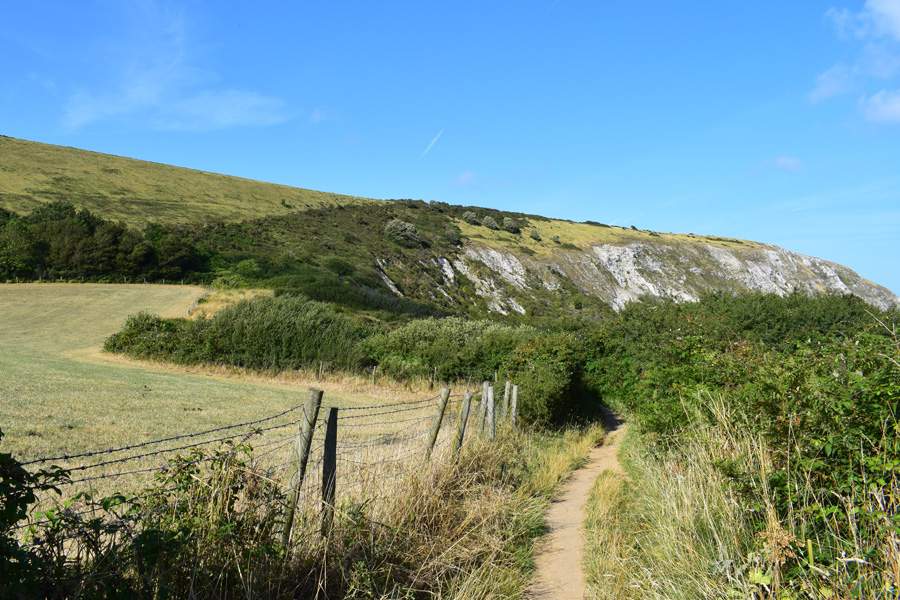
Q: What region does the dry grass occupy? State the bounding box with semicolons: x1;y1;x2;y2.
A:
454;216;760;261
0;283;431;465
185;287;273;318
0;136;378;227
584;395;900;600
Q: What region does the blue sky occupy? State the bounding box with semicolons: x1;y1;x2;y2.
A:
2;1;899;295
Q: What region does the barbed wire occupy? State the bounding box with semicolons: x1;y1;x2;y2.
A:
17;384;503;555
21;401;308;466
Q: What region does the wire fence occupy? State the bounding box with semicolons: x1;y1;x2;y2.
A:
10;382;519;595
14;383;518;540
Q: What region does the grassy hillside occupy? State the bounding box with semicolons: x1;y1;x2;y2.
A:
0;283;381;464
0;136;377;227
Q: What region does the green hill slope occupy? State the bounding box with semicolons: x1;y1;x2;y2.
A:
1;135;896;315
0;136;376;227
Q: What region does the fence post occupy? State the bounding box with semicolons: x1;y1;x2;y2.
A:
487;386;496;441
510;385;519;429
280;388;323;548
502;380;511;421
479;381;489;431
424;387;451;461
321;406;338;538
452;392;473;456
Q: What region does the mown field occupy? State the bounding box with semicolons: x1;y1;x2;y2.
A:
0;283;391;464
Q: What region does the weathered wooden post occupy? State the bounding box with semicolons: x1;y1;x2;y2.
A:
502;380;511;421
280;388;323;548
510;385;519;429
452;392;473;456
321;406;338;538
487;386;496;441
424;387;451;461
479;381;489;431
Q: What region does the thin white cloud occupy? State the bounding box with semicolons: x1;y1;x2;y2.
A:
61;2;289;132
420;128;444;158
449;171;477;188
775;156;803;171
810;63;856;102
861;88;900;121
309;107;327;123
868;0;900;40
813;0;900;121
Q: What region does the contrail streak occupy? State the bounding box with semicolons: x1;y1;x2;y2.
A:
420;128;444;158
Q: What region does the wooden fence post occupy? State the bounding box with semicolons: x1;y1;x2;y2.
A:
424;387;451;461
280;388;324;548
511;385;519;429
321;406;338;538
502;380;511;421
479;381;489;431
452;392;473;456
487;386;496;441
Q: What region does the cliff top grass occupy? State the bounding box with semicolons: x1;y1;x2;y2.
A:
0;136;377;228
455;216;764;259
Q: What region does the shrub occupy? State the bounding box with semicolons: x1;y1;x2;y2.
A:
363;317;534;381
106;295;368;371
444;227;461;245
529;229;542;241
384;219;420;247
462;211;479;225
482;216;499;230
501;217;520;234
499;333;588;424
551;235;560;244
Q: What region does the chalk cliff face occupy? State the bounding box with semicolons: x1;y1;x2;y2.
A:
435;240;899;314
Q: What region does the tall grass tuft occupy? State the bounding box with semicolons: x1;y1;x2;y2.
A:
585;393;900;599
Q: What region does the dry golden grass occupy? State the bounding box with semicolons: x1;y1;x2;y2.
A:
454;216;761;261
185;287;273;318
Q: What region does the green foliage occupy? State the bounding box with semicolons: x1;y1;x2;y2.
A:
551;235;560;244
444;227;461;245
384;219;421;247
0;201;207;282
363;317;534;382
499;333;588;424
529;229;541;241
582;291;900;593
462;211;479;225
106;295;368;371
482;216;499;230
501;217;520;234
1;427;69;598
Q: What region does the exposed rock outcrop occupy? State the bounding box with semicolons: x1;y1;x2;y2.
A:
446;240;898;314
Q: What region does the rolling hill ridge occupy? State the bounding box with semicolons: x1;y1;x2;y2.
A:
1;135;896;315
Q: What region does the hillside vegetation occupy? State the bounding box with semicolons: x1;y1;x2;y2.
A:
0;136;376;227
2;136;896;317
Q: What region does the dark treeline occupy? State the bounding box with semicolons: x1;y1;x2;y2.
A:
0;201;207;282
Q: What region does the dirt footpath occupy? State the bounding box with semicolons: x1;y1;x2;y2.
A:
528;414;626;599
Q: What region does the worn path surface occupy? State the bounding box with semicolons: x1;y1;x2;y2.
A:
528;413;626;599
